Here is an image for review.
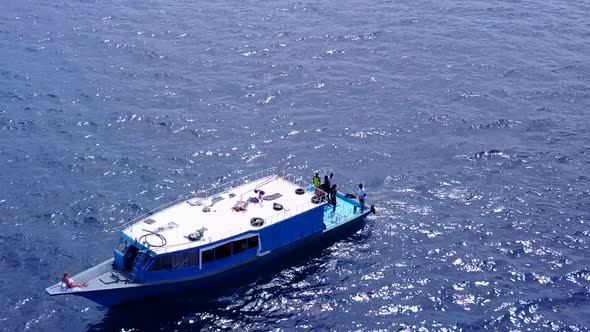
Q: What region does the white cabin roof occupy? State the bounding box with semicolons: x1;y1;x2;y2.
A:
123;175;321;253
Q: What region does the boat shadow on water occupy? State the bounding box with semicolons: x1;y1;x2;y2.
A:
87;220;372;331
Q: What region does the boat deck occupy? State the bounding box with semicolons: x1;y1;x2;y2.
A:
124;175;322;253
322;194;364;229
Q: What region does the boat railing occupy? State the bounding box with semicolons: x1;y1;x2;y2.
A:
283;173;328;196
282;173;308;190
331;209;353;225
263;195;322;226
123;167;277;229
196;167;278;200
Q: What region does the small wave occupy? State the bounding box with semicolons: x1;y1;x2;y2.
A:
339;31;379;41
472;149;509;159
470;119;521;130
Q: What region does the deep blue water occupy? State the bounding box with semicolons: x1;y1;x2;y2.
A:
1;0;589;330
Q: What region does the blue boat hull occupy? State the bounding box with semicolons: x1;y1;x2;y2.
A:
77;210;371;307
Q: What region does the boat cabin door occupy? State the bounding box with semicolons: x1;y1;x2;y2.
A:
123;245;139;272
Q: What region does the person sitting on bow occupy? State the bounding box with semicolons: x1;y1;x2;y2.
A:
62;272;88;289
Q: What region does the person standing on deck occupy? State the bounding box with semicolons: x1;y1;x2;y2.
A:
322;175;331;200
328;173;336;201
330;184;337;212
358;184;366;212
313;173;321;188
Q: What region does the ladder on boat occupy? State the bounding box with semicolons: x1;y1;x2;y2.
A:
128;250;149;283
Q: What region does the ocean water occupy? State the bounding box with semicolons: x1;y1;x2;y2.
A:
1;0;589;330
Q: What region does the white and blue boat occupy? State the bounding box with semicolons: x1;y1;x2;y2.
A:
45;168;374;307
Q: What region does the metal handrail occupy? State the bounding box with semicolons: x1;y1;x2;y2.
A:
332;209;352;225
123;167;277;229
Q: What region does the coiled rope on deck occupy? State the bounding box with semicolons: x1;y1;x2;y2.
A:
138;229;167;248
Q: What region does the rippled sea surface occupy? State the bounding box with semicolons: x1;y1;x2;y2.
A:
1;0;589;330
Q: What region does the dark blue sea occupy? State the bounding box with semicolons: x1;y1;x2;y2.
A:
1;0;589;330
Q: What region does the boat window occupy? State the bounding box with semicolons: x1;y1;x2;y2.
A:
161;256;174;270
200;236;259;268
148;255;173;271
233;239;248;254
149;257;162;271
248;236;258;249
172;255;187;269
148;251;200;271
202;249;214;263
215;243;232;260
186;251;199;267
146;237;261;272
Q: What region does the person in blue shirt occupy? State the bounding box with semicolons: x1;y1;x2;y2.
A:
358;184;366;212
